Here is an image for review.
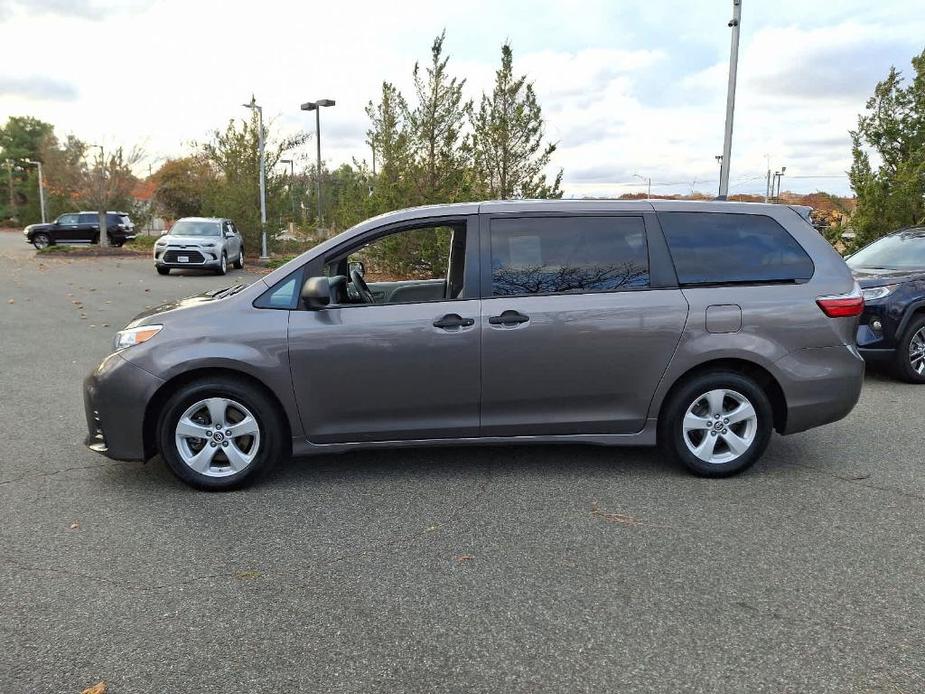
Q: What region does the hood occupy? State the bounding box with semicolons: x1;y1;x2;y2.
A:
157;234;223;247
126;284;248;327
850;266;925;288
26;222;54;233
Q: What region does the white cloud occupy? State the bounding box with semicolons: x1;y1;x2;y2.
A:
0;1;922;198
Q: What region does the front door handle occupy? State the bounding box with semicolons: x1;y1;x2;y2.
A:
488;310;530;326
433;314;475;329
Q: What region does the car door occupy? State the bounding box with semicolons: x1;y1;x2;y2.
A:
54;213;81;242
478;213;689;436
228;222;242;257
288;216;482;443
77;213;99;242
222;221;239;258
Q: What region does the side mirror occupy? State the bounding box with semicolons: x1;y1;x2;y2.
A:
301;276;331;309
348;260;365;277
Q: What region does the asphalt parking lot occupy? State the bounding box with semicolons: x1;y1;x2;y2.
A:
0;230;922;693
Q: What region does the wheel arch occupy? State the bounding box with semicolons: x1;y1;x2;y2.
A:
897;300;925;338
656;358;788;436
142;367;292;460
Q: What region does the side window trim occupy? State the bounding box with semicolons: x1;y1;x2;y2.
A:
479;212;654;299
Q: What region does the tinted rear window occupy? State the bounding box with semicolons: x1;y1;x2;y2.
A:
490;216;649;296
659;212;814;285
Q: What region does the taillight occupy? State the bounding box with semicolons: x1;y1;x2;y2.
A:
817;284;864;318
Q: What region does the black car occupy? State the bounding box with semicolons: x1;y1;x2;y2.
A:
23;211;136;249
847;226;925;382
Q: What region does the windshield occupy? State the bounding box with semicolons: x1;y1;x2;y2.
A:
169;220;221;237
847;231;925;270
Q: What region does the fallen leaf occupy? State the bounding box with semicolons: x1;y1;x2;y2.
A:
454;554;475;562
81;681;107;694
69;521;80;530
144;288;150;292
102;323;110;328
7;298;14;304
234;570;261;580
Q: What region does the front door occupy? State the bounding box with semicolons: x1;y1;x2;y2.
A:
77;213;99;242
288;217;481;443
479;214;689;436
55;213;81;242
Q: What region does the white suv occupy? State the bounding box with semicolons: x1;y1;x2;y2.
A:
154;217;244;276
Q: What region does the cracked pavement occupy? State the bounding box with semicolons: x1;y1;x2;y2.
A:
0;231;923;693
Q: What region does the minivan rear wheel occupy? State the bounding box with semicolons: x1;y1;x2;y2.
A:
157;378;284;490
662;371;772;477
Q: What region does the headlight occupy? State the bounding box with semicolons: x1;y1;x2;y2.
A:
113;325;163;351
861;285;898;301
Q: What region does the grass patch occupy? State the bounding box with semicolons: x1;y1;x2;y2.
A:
36;244;72;254
265;255;296;270
125;235;158;250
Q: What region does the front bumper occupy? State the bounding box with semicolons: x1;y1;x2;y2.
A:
154;247;222;268
83;352;164;461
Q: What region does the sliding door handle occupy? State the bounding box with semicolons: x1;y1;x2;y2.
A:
488;310;530;326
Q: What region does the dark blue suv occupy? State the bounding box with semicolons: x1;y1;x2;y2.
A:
848;226;925;382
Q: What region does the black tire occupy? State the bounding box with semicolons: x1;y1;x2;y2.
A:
31;232;51;249
111;238;124;248
215;252;227;276
661;370;773;477
156;266;170;276
157;377;285;491
233;247;244;270
894;314;925;383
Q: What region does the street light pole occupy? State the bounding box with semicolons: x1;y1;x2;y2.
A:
633;173;651;200
23;159;46;223
717;0;742;200
715;155;723;197
300;99;335;230
243;96;268;260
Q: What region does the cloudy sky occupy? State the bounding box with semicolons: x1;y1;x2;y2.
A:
2;0;923;197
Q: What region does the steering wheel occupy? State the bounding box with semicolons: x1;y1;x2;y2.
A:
350;267;375;304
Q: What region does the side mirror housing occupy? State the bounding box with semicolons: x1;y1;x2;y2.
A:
301;276;331;309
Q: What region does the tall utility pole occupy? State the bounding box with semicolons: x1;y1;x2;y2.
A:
633;173;651;199
300;99;335;230
88;144;107;247
23;160;46;223
715;155;723;196
717;0;742;200
243;96;268;260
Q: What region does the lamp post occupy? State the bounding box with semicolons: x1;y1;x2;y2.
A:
773;166;787;202
300;98;335;229
633;173;651;200
23;159;46;223
717;0;742;199
242;96;268;260
280;158;296;220
87;144;107;246
715;155;723;197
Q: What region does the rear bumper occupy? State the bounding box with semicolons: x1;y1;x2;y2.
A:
774;344;865;435
83;353;164;461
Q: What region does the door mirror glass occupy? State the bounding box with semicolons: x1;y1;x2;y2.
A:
301;276;330;309
348;260;365;277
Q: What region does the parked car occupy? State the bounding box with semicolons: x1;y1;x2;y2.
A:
24;211;135;249
153;217;244;276
84;200;865;490
847;226;925;382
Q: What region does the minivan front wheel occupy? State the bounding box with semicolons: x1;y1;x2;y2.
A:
157;378;284;490
662;371;772;477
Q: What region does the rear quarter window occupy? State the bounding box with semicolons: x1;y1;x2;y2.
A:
658;212;814;285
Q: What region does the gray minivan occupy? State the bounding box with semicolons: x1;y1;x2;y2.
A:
84;200;865;490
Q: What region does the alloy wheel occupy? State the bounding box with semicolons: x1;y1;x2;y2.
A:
682;388;758;464
910;327;925;375
33;234;49;249
174;397;261;477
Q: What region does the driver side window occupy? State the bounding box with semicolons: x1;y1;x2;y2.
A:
325;222;468;306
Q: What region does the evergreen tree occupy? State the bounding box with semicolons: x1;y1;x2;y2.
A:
848;48;925;249
404;31;473;203
366;82;413;212
471;43;562;199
